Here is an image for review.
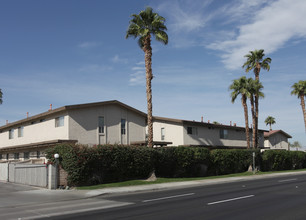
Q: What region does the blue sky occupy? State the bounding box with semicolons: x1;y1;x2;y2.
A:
0;0;305;147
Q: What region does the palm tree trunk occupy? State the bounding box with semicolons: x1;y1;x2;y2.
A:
250;94;256;148
300;95;306;132
254;64;260;148
255;94;259;148
242;95;250;149
143;35;154;148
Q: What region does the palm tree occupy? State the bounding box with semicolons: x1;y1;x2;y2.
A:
291;80;306;132
265;116;276;131
290;141;302;151
242;49;271;80
229;76;251;149
0;89;2;104
242;49;271;148
126;7;168;148
248;78;264;148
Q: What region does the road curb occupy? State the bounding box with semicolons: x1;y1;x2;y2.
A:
82;171;306;198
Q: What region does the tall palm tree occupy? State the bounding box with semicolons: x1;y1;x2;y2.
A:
0;89;2;104
291;80;306;132
126;7;168;148
247;78;264;148
242;49;271;148
265;116;276;131
229;76;251;149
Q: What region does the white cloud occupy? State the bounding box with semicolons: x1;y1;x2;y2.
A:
157;0;213;48
207;0;306;69
129;62;146;86
111;55;128;64
77;41;101;49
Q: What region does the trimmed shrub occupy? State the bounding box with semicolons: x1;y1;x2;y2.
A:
155;147;210;177
46;144;156;186
210;149;258;175
291;151;306;169
261;150;291;171
46;143;306;186
261;150;306;171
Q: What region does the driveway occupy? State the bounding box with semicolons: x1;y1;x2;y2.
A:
0;181;38;194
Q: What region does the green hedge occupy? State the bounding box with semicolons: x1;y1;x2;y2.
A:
155;147;210;178
46;144;306;186
261;150;306;171
210;149;260;175
46;144;156;186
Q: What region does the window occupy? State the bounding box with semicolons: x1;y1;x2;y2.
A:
55;116;64;127
18;126;24;137
24;152;30;160
37;151;41;159
187;127;197;135
0;154;2;160
220;129;228;139
14;153;19;160
121;119;126;135
98;116;105;134
6;154;9;160
161;128;165;140
9;129;14;139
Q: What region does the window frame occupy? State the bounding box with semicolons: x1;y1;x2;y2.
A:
98;116;105;134
121;119;126;135
220;129;229;139
14;153;19;160
9;129;14;139
55;116;64;127
161;127;165;141
24;152;30;160
187;126;198;136
18;126;24;138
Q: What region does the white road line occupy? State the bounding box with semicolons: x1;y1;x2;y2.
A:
278;178;297;183
142;193;195;203
207;195;255;205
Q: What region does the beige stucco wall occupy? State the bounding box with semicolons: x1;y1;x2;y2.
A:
182;124;249;147
153;120;184;146
68;104;146;145
152;120;260;148
264;133;289;150
0;113;69;148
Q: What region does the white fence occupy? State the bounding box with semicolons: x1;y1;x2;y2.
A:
8;163;48;187
0;162;58;189
0;163;8;181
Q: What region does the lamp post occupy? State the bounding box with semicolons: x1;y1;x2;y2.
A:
252;152;255;174
54;153;59;189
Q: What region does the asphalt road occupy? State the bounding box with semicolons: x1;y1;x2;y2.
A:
44;173;306;220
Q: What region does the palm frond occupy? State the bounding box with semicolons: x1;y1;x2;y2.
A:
126;6;168;49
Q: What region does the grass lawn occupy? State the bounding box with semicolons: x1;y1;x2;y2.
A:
77;168;306;190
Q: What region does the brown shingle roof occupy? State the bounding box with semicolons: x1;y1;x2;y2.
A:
264;130;292;138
